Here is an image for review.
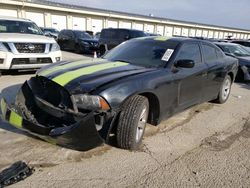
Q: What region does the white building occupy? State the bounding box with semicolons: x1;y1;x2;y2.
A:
0;0;250;39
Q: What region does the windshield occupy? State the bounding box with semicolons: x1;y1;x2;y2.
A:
220;44;250;57
103;39;178;68
74;31;92;39
0;20;43;35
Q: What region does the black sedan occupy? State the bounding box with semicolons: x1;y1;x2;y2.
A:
57;29;99;54
215;42;250;81
0;37;238;151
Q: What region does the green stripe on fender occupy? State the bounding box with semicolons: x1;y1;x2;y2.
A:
39;59;106;76
0;99;7;120
53;62;128;86
9;111;23;128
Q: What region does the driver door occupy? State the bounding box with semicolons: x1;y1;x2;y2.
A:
172;42;208;111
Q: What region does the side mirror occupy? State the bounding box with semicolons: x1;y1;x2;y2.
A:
175;59;195;68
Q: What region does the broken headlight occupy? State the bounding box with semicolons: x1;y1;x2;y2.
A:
73;94;110;111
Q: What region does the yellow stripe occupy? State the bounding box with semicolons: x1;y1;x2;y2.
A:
38;59;105;76
154;36;170;41
9;111;23;128
0;99;7;120
53;62;128;86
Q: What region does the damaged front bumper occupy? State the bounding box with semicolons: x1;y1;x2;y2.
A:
0;78;104;151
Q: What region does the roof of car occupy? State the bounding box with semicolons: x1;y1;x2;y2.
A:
0;16;32;22
134;36;205;43
214;42;239;46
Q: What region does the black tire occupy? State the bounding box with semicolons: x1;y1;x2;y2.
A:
215;75;232;104
116;95;149;150
75;44;82;54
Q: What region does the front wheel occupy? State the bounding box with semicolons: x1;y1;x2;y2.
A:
215;75;232;104
116;95;149;150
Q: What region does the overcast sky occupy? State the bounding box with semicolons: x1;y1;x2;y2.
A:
49;0;250;30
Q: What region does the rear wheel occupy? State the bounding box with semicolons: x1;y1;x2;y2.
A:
116;95;149;150
215;75;232;104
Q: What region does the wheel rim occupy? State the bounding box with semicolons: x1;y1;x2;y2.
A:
222;78;231;101
136;105;148;143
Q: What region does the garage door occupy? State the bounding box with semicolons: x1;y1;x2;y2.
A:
107;20;118;28
51;15;67;31
202;30;208;38
189;29;196;37
145;24;154;33
119;21;132;29
181;28;189;37
219;32;224;39
165;26;173;37
224;32;229;38
0;9;17;17
208;31;214;38
133;23;143;31
214;31;219;38
196;29;202;37
173;27;181;36
72;17;86;30
92;19;103;34
156;25;164;36
26;12;44;27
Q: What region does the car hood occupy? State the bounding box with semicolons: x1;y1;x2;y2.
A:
237;56;250;66
37;59;157;94
0;33;56;43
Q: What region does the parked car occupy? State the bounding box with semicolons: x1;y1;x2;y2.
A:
231;40;250;50
94;32;101;40
98;28;147;55
40;27;59;40
0;16;62;75
214;42;250;81
1;37;238;151
57;29;99;54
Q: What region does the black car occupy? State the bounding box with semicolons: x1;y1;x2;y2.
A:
98;28;147;55
214;42;250;81
231;40;250;49
57;30;99;54
1;37;238;151
41;27;59;40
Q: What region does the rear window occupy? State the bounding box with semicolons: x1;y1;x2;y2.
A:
101;29;129;39
130;31;147;38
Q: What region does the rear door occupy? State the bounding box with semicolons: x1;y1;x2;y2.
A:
201;43;225;101
172;42;208;110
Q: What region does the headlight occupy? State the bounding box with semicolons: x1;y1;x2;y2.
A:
0;42;9;52
73;94;110;111
51;43;60;52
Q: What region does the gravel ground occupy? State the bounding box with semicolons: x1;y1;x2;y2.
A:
0;51;249;187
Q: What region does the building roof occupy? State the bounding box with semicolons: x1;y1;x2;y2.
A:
26;0;250;32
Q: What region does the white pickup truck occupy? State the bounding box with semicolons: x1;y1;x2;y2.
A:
0;16;62;74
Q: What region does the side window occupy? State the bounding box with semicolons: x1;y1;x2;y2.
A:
177;43;202;63
202;44;218;63
118;30;129;39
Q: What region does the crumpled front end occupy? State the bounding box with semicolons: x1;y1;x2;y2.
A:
0;76;104;151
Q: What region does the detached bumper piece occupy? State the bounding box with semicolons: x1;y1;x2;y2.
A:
0;77;104;151
0;161;33;187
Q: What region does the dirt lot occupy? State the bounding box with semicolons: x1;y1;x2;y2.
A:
0;52;250;187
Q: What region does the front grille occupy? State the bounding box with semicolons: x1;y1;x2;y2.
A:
14;43;46;53
12;58;52;65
